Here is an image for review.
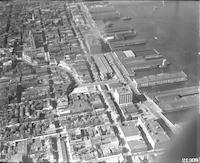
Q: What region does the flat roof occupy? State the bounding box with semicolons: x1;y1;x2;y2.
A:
110;39;147;47
93;55;112;74
149;86;198;101
124;58;164;71
121;104;138;114
136;71;187;84
127;140;147;153
159;95;199;112
120;121;140;137
105;26;133;34
116;85;132;95
133;49;159;57
108;82;123;89
141;118;169;145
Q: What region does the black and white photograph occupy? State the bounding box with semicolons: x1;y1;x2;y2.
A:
0;0;199;162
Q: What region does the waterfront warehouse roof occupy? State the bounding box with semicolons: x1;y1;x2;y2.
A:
109;38;147;48
159;94;199;112
135;71;187;85
124;58;164;71
105;25;133;34
133;48;159;57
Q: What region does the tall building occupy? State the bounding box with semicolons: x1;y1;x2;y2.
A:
113;85;133;105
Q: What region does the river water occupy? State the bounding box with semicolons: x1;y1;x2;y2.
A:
110;1;200;124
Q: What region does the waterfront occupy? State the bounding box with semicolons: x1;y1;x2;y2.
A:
111;1;199;124
0;1;199;162
111;1;199;89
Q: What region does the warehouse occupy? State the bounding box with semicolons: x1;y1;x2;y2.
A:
105;26;133;35
109;38;147;48
93;54;113;80
135;71;187;88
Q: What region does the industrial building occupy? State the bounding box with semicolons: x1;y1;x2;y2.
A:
113;51;167;77
93;54;113;80
149;86;199;113
105;26;134;35
109;38;147;49
125;58;166;71
89;6;116;14
132;48;160;57
135;71;188;88
113;31;137;41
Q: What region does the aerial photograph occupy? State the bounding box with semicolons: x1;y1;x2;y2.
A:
0;0;199;162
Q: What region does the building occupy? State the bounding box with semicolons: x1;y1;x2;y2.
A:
137;117;170;149
112;85;133;105
135;71;187;88
22;47;49;66
93;54;113;80
120;121;147;154
149;86;199;113
104;25;134;36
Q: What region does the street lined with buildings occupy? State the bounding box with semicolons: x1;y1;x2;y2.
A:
0;0;198;163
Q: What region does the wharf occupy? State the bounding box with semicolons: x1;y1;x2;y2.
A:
158;94;199;113
149;86;199;101
135;71;187;88
109;38;147;48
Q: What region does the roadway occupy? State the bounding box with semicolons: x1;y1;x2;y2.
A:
79;79;118;87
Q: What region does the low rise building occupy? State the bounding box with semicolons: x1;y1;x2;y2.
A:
93;54;113;80
120;121;147;154
137;117;170;149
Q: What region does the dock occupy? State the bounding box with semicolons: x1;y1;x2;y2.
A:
135;71;187;88
109;39;147;48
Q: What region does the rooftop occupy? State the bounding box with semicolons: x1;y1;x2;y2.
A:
116;85;132;95
136;71;187;84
